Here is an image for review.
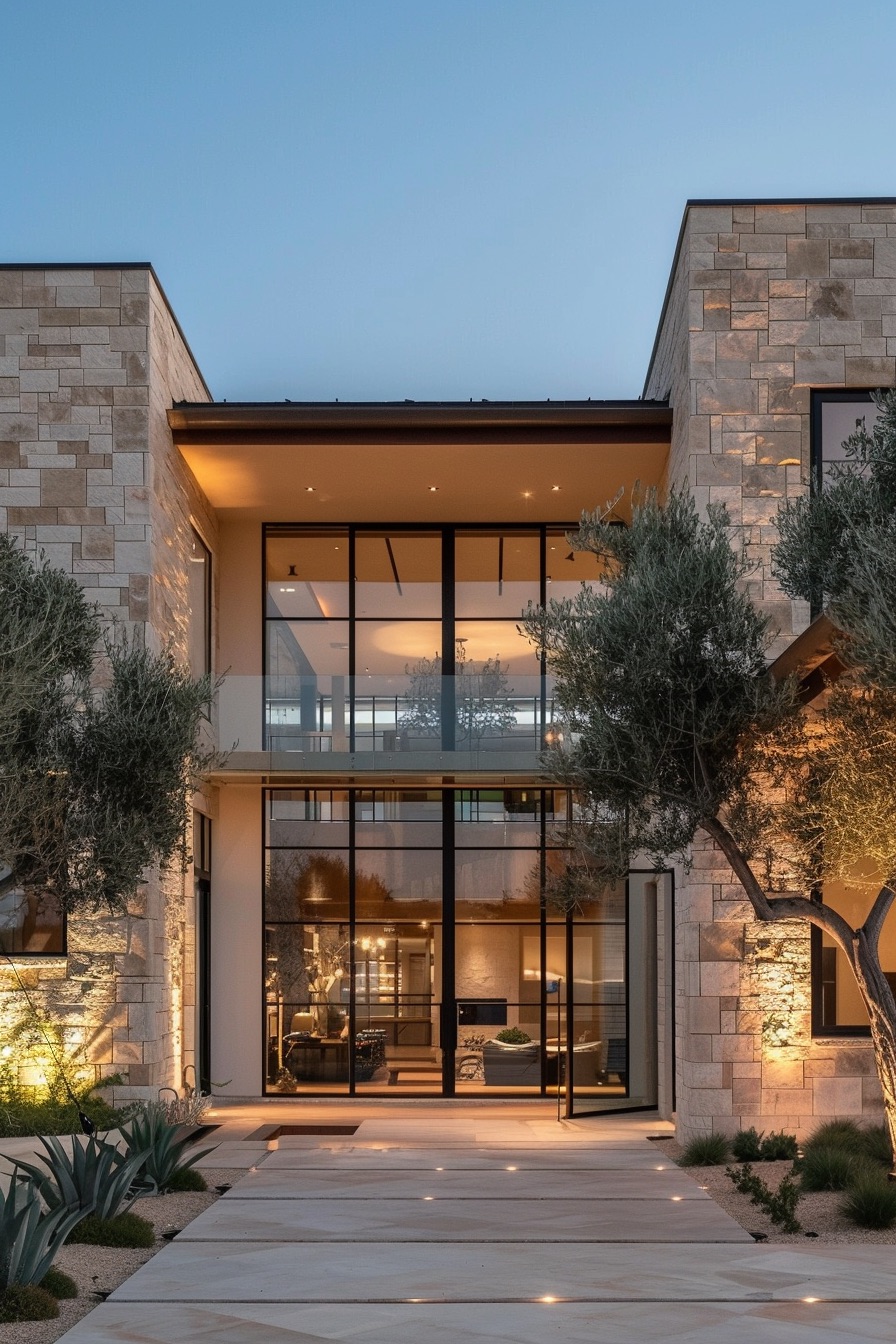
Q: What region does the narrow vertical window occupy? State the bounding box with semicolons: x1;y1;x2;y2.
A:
188;527;212;680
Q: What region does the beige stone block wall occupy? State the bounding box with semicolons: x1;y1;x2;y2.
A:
0;265;214;1098
646;203;896;1140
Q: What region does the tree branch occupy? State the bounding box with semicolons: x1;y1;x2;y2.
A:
863;884;896;959
699;814;776;921
765;894;855;953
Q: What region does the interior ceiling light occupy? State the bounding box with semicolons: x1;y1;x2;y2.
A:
429;486;438;492
523;490;533;498
306;486;315;492
551;485;560;491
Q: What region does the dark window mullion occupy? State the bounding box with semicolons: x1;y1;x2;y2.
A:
348;790;357;1092
442;528;455;751
349;529;356;751
442;788;456;1094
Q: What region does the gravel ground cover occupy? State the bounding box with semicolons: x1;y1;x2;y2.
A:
3;1167;233;1344
655;1137;896;1245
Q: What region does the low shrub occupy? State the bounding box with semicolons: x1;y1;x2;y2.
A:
803;1119;863;1153
0;1283;59;1322
494;1027;532;1045
40;1267;77;1299
759;1130;799;1162
857;1124;893;1169
799;1146;865;1192
68;1211;155;1249
841;1170;896;1229
726;1163;802;1233
164;1166;208;1193
679;1133;729;1166
731;1127;763;1162
0;1075;134;1139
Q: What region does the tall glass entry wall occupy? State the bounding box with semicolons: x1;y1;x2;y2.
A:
264;526;602;755
264;787;659;1108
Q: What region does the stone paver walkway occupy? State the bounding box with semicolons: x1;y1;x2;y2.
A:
56;1103;896;1342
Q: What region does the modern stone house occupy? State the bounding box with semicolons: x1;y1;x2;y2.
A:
1;197;894;1137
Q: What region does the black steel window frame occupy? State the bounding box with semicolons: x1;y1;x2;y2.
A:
189;525;213;680
809;390;875;1039
809;388;874;500
260;786;631;1099
262;522;579;752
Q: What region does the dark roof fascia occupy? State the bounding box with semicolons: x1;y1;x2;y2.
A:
641;198;896;400
0;261;211;401
168;400;672;440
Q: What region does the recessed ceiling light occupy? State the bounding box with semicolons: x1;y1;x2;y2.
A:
429;486;438;492
306;486;315;492
551;485;560;492
523;491;533;499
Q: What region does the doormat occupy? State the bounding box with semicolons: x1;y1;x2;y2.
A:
244;1123;359;1141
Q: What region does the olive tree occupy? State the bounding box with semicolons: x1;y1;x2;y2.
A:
0;535;216;916
522;487;896;1158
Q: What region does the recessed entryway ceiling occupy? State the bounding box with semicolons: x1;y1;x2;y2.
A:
176;438;668;522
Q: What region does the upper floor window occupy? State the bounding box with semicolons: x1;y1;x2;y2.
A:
811;390;880;493
263;525;603;755
188;527;212;679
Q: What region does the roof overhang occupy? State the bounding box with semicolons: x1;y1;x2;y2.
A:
768;611;846;701
168;400;671;523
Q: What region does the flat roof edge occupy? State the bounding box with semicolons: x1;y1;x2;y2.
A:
0;261;212;401
641;197;896;398
169;399;672;435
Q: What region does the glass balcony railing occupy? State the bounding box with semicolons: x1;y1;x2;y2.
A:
213;675;562;768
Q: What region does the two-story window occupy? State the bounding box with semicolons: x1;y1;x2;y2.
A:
809;390;894;1036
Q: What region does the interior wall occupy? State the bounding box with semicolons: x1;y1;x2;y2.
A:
211;786;262;1096
218;520;262;675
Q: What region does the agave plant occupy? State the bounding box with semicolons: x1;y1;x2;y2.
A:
0;1178;84;1290
11;1134;153;1220
124;1101;213;1192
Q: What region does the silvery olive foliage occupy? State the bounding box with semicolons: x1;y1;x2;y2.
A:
523;481;896;1162
0;535;218;914
521;489;799;888
774;387;896;687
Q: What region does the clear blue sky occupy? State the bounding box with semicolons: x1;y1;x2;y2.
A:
4;2;895;402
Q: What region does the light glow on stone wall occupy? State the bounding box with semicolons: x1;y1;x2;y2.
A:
745;926;811;1061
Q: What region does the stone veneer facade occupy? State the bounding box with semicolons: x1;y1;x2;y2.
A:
646;201;896;1139
3;203;895;1130
0;265;213;1097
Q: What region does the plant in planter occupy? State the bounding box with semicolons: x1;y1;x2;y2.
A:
494;1027;532;1045
483;1028;539;1085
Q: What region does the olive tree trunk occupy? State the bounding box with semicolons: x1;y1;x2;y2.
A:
702;815;896;1168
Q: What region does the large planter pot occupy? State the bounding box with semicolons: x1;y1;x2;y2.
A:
482;1041;541;1086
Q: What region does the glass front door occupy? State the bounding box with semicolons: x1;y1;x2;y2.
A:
263;788;663;1106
